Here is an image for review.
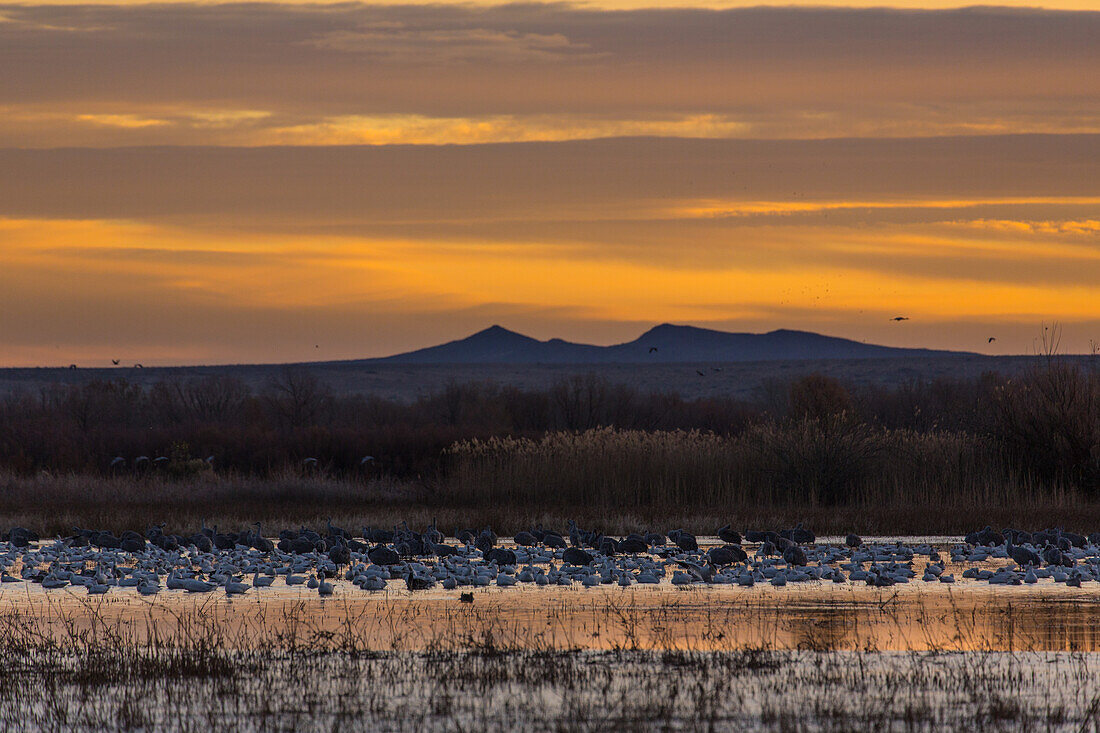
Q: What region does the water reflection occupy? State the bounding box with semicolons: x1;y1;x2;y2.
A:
5;581;1100;653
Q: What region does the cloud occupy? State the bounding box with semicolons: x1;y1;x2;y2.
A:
1;136;1096;223
305;26;597;63
256;113;750;145
1;4;1099;144
669;197;1100;220
74;113;168;128
953;219;1100;236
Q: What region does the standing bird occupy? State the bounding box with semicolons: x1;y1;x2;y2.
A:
717;525;741;545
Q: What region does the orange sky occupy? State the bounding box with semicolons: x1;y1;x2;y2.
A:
1;2;1099;364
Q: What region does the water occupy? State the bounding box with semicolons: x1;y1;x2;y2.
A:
3;536;1099;653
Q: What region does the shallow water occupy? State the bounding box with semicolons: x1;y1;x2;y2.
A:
5;535;1100;731
4;536;1099;653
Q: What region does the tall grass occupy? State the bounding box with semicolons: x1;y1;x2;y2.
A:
443;421;1030;510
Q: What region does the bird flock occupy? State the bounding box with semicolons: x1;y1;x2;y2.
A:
2;521;1100;597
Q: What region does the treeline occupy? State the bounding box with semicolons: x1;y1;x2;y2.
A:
0;361;1097;499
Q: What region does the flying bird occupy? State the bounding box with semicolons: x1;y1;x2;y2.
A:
111;359;120;365
696;370;705;376
890;316;910;322
988;337;996;343
649;347;658;353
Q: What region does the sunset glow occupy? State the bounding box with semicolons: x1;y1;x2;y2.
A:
2;1;1099;364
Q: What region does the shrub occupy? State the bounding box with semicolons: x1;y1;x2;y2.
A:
788;374;851;422
993;363;1100;495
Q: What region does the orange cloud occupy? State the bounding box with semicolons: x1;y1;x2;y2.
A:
4;208;1100;364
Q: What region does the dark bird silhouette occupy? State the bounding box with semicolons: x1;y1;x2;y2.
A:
717;525;741;545
890;316;909;322
707;546;738;565
783;544;808;566
514;531;538;547
1005;535;1040;567
111;359;120;365
988;337;996;343
562;547;593;565
368;545;400;566
133;363;143;369
649;346;658;353
672;530;699;552
542;532;567;549
696;370;705;376
406;574;434;591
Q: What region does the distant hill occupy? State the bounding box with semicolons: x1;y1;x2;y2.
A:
361;324;972;364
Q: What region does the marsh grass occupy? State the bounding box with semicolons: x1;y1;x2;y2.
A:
1;595;1099;731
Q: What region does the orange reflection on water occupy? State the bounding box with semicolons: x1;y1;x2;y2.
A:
6;577;1100;653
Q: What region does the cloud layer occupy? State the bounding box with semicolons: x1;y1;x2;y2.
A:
2;4;1099;145
2;136;1099;363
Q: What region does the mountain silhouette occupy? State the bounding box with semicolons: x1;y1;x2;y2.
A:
362;324;970;364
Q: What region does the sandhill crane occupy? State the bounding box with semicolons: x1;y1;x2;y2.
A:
224;576;250;595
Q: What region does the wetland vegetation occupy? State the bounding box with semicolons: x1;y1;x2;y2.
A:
0;354;1097;534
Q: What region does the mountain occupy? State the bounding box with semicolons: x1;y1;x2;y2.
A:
361;324;972;364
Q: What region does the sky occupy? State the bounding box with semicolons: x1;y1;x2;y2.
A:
1;1;1099;364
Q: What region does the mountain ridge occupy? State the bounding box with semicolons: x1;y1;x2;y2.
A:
357;323;974;364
